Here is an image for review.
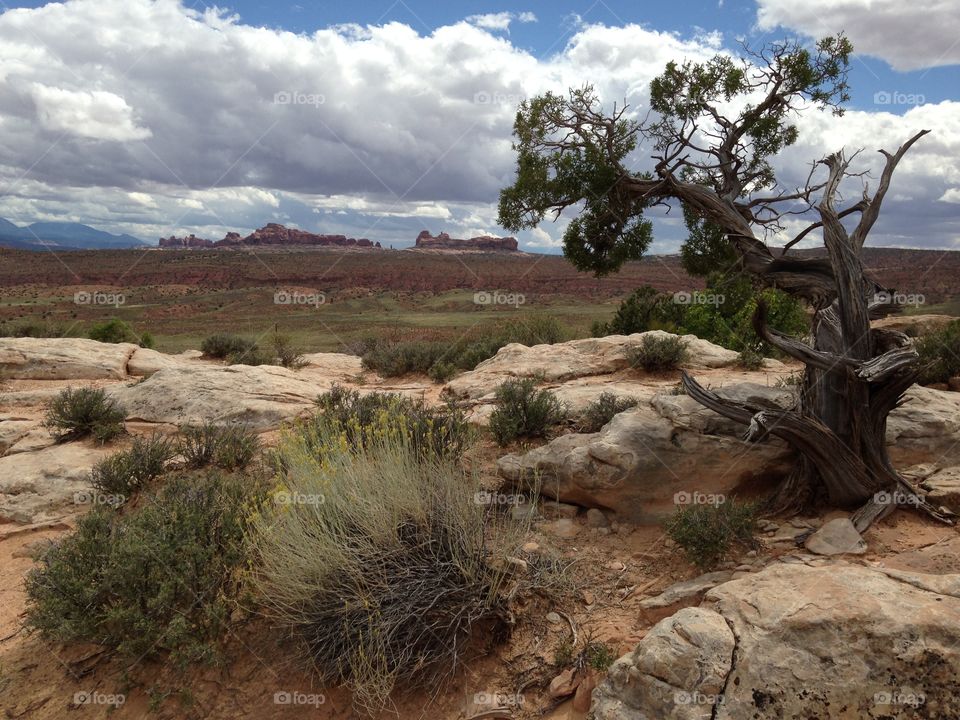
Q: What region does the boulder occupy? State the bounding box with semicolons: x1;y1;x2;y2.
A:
887;385;960;466
0;337;136;379
921;466;960;512
445;332;740;400
0;442;114;523
107;364;327;430
803;517;867;556
591;564;960;720
298;352;365;381
638;571;735;610
127;347;204;376
498;384;793;523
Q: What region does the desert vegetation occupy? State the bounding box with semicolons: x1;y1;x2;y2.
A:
43;387;126;443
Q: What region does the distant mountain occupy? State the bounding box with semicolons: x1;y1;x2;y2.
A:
0;218;147;250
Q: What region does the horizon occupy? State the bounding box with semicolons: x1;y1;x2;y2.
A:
0;0;957;254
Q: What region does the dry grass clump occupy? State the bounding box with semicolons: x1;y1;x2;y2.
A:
251;407;514;714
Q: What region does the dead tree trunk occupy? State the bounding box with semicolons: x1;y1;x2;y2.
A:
670;134;953;527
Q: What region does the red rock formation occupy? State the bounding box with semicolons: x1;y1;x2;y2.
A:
158;224;381;249
414;230;518;252
158;234;213;248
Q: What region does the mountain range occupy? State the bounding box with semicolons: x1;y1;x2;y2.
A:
0;218;147;250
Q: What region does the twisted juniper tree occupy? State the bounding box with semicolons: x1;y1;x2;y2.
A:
498;37;950;526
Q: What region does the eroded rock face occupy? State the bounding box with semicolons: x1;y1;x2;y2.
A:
887;385;960;466
414;229;518;252
498;383;794;523
107;365;328;430
127;347;205;377
445;332;740;401
0;337;137;379
590;564;960;720
0;442;113;523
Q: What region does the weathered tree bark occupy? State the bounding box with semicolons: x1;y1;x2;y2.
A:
626;131;952;525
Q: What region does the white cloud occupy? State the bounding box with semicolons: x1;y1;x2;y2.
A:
0;0;955;252
756;0;960;71
465;11;537;31
29;83;151;141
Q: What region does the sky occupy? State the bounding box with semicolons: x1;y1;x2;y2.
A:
0;0;957;252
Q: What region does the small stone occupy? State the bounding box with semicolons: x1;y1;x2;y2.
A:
541;501;580;519
543;518;580;539
546;611;563;624
521;541;541;553
585;508;609;528
597;527;612;535
511;504;539;522
664;538;676;548
735;564;753;572
804;518;867;556
582;590;596;605
746;550;758;558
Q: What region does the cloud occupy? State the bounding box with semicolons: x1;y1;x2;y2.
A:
756;0;960;71
0;0;955;254
465;11;537;31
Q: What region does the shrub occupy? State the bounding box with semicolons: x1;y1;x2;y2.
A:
489;378;565;446
43;387;126;443
90;434;175;500
139;331;156;349
251;435;511;714
593;286;666;336
88;318;138;345
628;334;688;372
25;473;259;666
427;360;458;383
666;501;758;569
916;319;960;385
179;424;260;470
200;333;256;360
737;348;764;370
361;340;446;377
312;385;470;460
270;332;306;369
577;392;638;432
0;321;71;338
502;315;566;346
227;344;274;366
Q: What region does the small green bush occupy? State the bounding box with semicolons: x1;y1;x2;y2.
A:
0;321;71;338
90;434;175;500
43;387;126;443
427;360;458;383
577;392;638;432
138;331;156;349
269;331;306;369
737;348;764;370
489;378;565;446
916;319;960;385
593;286;666;337
88;318;139;345
25;472;259;666
312;385;470;460
666;501;758;569
502;315;566;346
200;333;256;360
179;424;260;470
628;334;689;372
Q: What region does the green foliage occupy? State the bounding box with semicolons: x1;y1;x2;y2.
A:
0;321;72;338
361;317;567;379
25;472;259;666
916;320;960;385
628;335;688;372
737;348;765;370
666;501;758;569
178;424;261;470
251;430;510;714
592;286;667;336
227;345;274;366
43;387;126;443
90;434;175;500
88;318;145;345
200;333;256;359
138;331;156;349
585;641;617;671
312;385;470;460
268;331;306;369
489;378;565;446
679;206;739;278
578;392;638;432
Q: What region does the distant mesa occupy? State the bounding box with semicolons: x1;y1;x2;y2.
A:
414;230;518;252
159;223;380;249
